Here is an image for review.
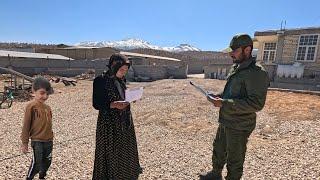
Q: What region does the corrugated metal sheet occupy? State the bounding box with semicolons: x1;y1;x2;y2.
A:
120;51;181;61
0;50;73;60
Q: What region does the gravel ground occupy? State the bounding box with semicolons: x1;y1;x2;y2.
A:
0;79;319;180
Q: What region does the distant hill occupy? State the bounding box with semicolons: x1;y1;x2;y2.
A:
0;42;69;50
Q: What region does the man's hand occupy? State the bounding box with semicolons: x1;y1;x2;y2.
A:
21;144;28;154
206;91;221;98
207;95;223;107
110;101;129;110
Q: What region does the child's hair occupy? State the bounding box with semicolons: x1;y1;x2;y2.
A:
32;77;54;94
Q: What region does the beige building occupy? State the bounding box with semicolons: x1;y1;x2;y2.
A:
254;27;320;90
254;27;320;77
203;27;320;91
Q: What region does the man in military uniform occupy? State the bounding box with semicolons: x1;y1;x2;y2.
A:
199;34;269;180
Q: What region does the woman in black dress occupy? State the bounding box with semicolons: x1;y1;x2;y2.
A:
92;54;142;180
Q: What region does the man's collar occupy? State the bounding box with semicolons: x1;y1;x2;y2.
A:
237;56;255;70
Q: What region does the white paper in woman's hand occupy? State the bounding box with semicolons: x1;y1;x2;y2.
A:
125;87;144;103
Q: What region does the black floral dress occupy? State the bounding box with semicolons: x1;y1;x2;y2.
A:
92;73;141;180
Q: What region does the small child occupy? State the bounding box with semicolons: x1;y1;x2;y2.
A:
21;77;54;180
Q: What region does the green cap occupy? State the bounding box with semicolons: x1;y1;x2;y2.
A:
223;34;253;53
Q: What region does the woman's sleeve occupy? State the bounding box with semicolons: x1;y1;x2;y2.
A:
92;76;111;110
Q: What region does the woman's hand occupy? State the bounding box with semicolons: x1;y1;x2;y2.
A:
110;101;129;110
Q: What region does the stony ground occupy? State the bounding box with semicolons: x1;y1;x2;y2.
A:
0;78;319;180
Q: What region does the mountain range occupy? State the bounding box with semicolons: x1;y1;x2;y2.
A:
75;38;201;52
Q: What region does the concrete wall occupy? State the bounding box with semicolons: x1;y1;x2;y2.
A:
130;57;148;66
166;64;188;79
69;59;95;68
187;60;208;74
1;56;188;80
129;57;187;79
271;77;320;91
0;56;106;77
270;82;320;91
129;57;183;66
186;57;233;74
132;64;188;80
46;68;92;77
204;64;231;79
37;47;118;60
262;64;277;81
204;63;276;80
0;57;48;68
133;65;167;80
0;57;10;67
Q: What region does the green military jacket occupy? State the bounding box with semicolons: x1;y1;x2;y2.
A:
219;57;269;131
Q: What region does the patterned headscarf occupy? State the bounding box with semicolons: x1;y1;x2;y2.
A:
107;54;131;76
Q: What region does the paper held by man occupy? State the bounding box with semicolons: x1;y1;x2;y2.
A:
124;87;144;103
189;81;216;100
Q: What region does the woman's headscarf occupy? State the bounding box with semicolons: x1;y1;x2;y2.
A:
103;53;131;101
107;53;131;77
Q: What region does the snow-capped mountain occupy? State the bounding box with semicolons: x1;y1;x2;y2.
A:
75;38;201;52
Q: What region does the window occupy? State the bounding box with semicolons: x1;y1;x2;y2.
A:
296;35;318;61
263;42;277;63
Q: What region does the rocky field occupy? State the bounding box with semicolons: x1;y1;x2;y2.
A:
0;79;319;179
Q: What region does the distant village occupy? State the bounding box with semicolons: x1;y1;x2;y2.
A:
1;26;320;91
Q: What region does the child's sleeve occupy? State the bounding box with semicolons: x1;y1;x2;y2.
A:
21;104;33;144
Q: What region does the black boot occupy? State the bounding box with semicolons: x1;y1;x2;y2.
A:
199;170;222;180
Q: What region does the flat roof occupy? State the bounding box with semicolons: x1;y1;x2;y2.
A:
120;51;181;62
0;50;73;60
255;27;320;36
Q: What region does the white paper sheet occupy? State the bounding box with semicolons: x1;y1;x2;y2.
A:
125;87;144;103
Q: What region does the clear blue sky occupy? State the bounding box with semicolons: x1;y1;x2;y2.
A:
1;0;320;51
